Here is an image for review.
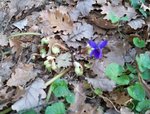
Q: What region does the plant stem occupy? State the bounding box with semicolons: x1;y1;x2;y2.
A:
45;67;71;87
99;95;120;113
9;32;41;38
0;107;12;114
46;86;52;103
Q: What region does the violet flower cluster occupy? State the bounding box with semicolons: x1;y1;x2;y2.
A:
88;40;108;59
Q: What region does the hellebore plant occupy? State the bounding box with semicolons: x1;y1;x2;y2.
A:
88;40;108;59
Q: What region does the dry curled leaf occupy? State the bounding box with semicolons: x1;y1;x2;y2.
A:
87;12;117;29
128;18;145;30
9;38;23;56
11;78;46;112
13;19;28;31
56;52;72;68
7;63;37;87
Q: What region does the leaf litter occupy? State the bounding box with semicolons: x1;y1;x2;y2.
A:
0;0;149;113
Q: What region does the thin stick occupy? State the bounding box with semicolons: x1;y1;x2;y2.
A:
45;67;71;87
99;95;120;113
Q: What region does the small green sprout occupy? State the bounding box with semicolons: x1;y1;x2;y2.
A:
74;61;83;76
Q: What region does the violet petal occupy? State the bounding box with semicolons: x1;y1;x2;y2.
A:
98;40;108;49
88;40;97;48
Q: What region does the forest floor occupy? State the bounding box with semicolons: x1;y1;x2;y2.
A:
0;0;150;114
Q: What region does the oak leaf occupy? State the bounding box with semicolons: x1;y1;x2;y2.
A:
40;7;73;34
101;3;137;21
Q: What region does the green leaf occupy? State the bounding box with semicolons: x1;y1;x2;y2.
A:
108;12;120;23
130;0;145;9
141;69;150;80
136;100;150;112
105;63;125;78
94;88;103;95
65;92;75;104
127;82;145;101
139;8;148;17
51;79;70;97
19;109;37;114
126;64;137;74
105;63;129;85
114;75;130;85
136;52;150;72
133;37;146;48
45;102;66;114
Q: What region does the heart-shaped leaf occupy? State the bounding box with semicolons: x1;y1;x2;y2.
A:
136;100;150;112
133;37;145;48
127;82;145;101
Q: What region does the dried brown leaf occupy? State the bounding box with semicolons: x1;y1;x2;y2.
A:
8;0;43;17
11;78;46;112
56;52;72;68
9;38;23;56
40;7;73;34
86;77;116;91
0;87;15;109
61;35;83;48
70;22;93;41
7;63;37;87
69;83;86;113
101;3;137;21
69;0;94;21
0;58;14;86
110;91;130;105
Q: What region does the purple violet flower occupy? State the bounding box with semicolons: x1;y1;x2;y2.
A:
88;40;108;59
